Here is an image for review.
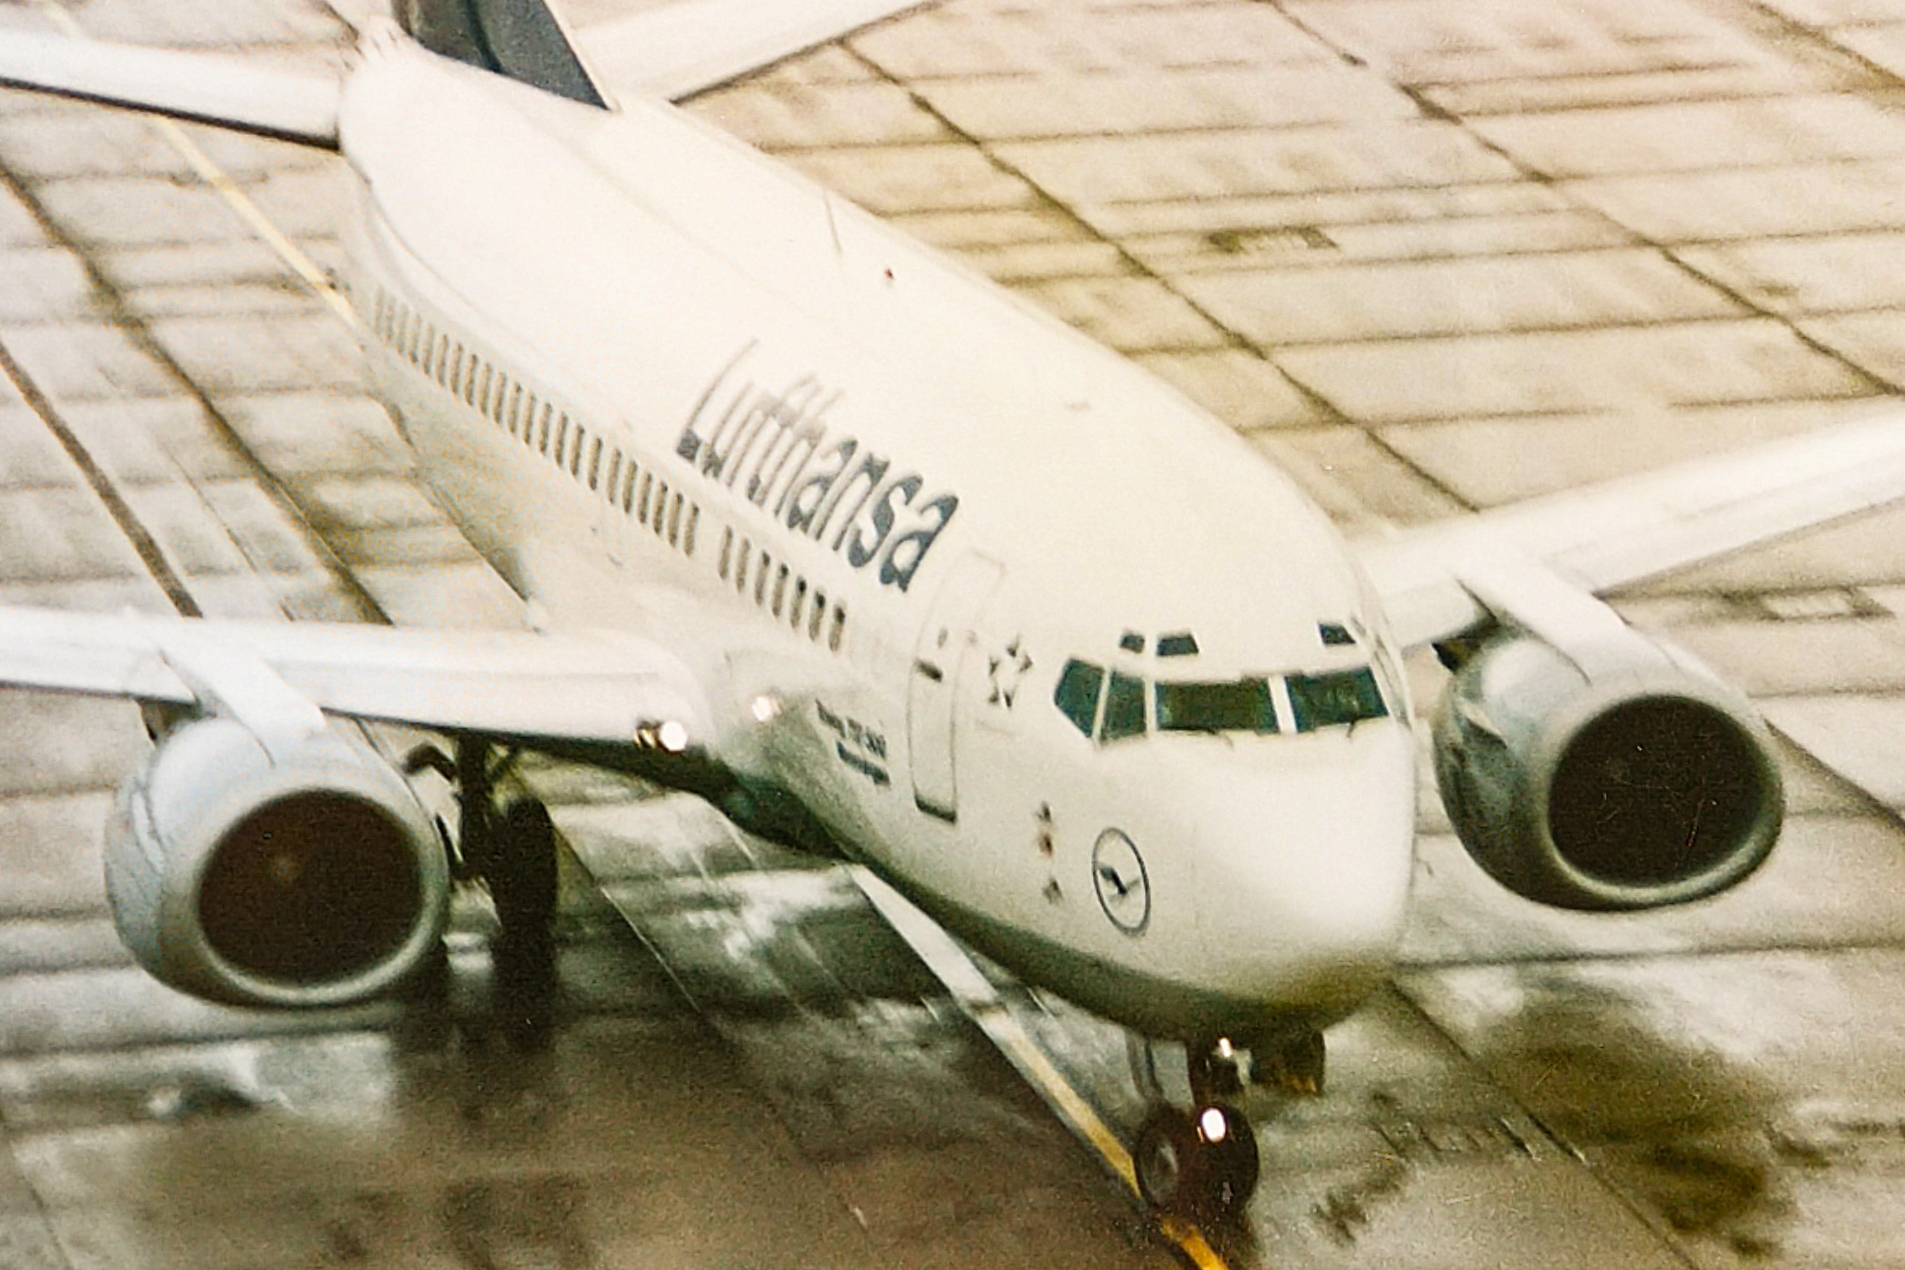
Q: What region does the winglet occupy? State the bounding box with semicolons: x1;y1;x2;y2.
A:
0;29;340;149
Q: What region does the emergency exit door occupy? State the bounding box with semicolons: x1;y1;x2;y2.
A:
907;552;1004;823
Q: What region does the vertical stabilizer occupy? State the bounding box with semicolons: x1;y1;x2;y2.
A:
396;0;607;107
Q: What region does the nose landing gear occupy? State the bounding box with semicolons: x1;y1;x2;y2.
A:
1133;1101;1259;1218
1132;1040;1260;1218
1130;1031;1324;1219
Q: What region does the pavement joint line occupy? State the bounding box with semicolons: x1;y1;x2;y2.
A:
0;323;201;617
841;38;1351;432
847;865;1239;1270
0;147;388;624
31;0;357;328
9;0;392;629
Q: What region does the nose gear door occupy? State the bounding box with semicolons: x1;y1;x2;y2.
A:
907;552;1004;823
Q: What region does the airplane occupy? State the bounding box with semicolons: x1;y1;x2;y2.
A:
2;0;1905;1219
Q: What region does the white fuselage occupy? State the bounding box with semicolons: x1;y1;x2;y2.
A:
336;37;1418;1045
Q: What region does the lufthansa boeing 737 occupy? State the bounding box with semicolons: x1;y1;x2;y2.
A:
0;0;1903;1217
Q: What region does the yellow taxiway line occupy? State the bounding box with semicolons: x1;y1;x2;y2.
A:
33;0;358;327
851;868;1237;1270
24;3;1239;1262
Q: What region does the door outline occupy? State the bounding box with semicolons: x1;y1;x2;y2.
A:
907;552;1005;823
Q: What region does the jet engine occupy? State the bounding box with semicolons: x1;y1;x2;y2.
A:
1431;628;1783;911
103;715;452;1008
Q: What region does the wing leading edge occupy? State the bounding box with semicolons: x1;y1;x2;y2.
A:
1357;412;1905;650
0;606;710;752
0;29;341;148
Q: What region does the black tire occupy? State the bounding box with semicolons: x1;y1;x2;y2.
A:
489;797;558;1049
491;797;557;934
1134;1106;1199;1210
1135;1104;1260;1218
1198;1103;1260;1218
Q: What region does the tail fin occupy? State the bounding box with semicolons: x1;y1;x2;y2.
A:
396;0;608;108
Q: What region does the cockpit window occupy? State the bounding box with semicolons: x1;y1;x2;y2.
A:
1054;659;1105;738
1102;672;1147;742
1156;632;1199;657
1288;667;1388;731
1055;652;1391;744
1156;678;1277;734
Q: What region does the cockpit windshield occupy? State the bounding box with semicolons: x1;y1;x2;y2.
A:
1054;658;1388;743
1103;672;1147;742
1287;667;1388;731
1155;678;1277;734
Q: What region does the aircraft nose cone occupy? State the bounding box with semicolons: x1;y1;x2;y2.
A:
1193;721;1417;1023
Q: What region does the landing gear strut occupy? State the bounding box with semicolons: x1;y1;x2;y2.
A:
1132;1040;1261;1219
415;735;561;1046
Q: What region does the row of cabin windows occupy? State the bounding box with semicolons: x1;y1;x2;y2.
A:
717;526;845;652
371;290;699;557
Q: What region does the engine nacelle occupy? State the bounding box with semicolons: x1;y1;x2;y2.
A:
104;716;452;1008
1432;629;1783;911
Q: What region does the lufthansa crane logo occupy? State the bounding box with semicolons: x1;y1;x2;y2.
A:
1092;828;1150;935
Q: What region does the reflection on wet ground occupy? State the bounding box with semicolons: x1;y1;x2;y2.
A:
3;0;1905;1264
1465;979;1789;1251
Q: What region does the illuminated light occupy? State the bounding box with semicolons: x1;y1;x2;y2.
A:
657;720;690;753
1198;1105;1229;1144
1216;1037;1234;1060
750;695;780;723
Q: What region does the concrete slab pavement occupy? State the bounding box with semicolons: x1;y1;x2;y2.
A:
0;0;1903;1265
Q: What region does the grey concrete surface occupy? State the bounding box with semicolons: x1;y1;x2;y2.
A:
0;0;1902;1267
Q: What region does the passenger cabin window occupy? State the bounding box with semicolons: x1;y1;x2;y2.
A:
1288;667;1388;731
1156;678;1277;734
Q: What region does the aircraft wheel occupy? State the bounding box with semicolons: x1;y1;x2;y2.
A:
491;797;557;933
1134;1106;1199;1211
1196;1103;1260;1218
489;797;557;1048
1135;1104;1260;1218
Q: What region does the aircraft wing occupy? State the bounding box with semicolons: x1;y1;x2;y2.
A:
0;605;709;749
1355;412;1905;650
0;28;340;148
573;0;934;101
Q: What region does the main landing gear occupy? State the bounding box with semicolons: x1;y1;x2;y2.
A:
1129;1031;1325;1220
408;736;560;1047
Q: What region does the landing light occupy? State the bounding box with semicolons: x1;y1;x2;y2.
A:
1198;1105;1229;1145
635;719;691;752
750;695;781;723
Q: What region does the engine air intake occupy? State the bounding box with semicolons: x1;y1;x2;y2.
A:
1548;697;1769;888
105;716;451;1009
199;793;427;986
1432;630;1783;911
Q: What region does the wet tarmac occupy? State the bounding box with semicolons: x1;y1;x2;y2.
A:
2;0;1905;1266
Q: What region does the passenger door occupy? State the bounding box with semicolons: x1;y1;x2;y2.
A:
906;552;1004;823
